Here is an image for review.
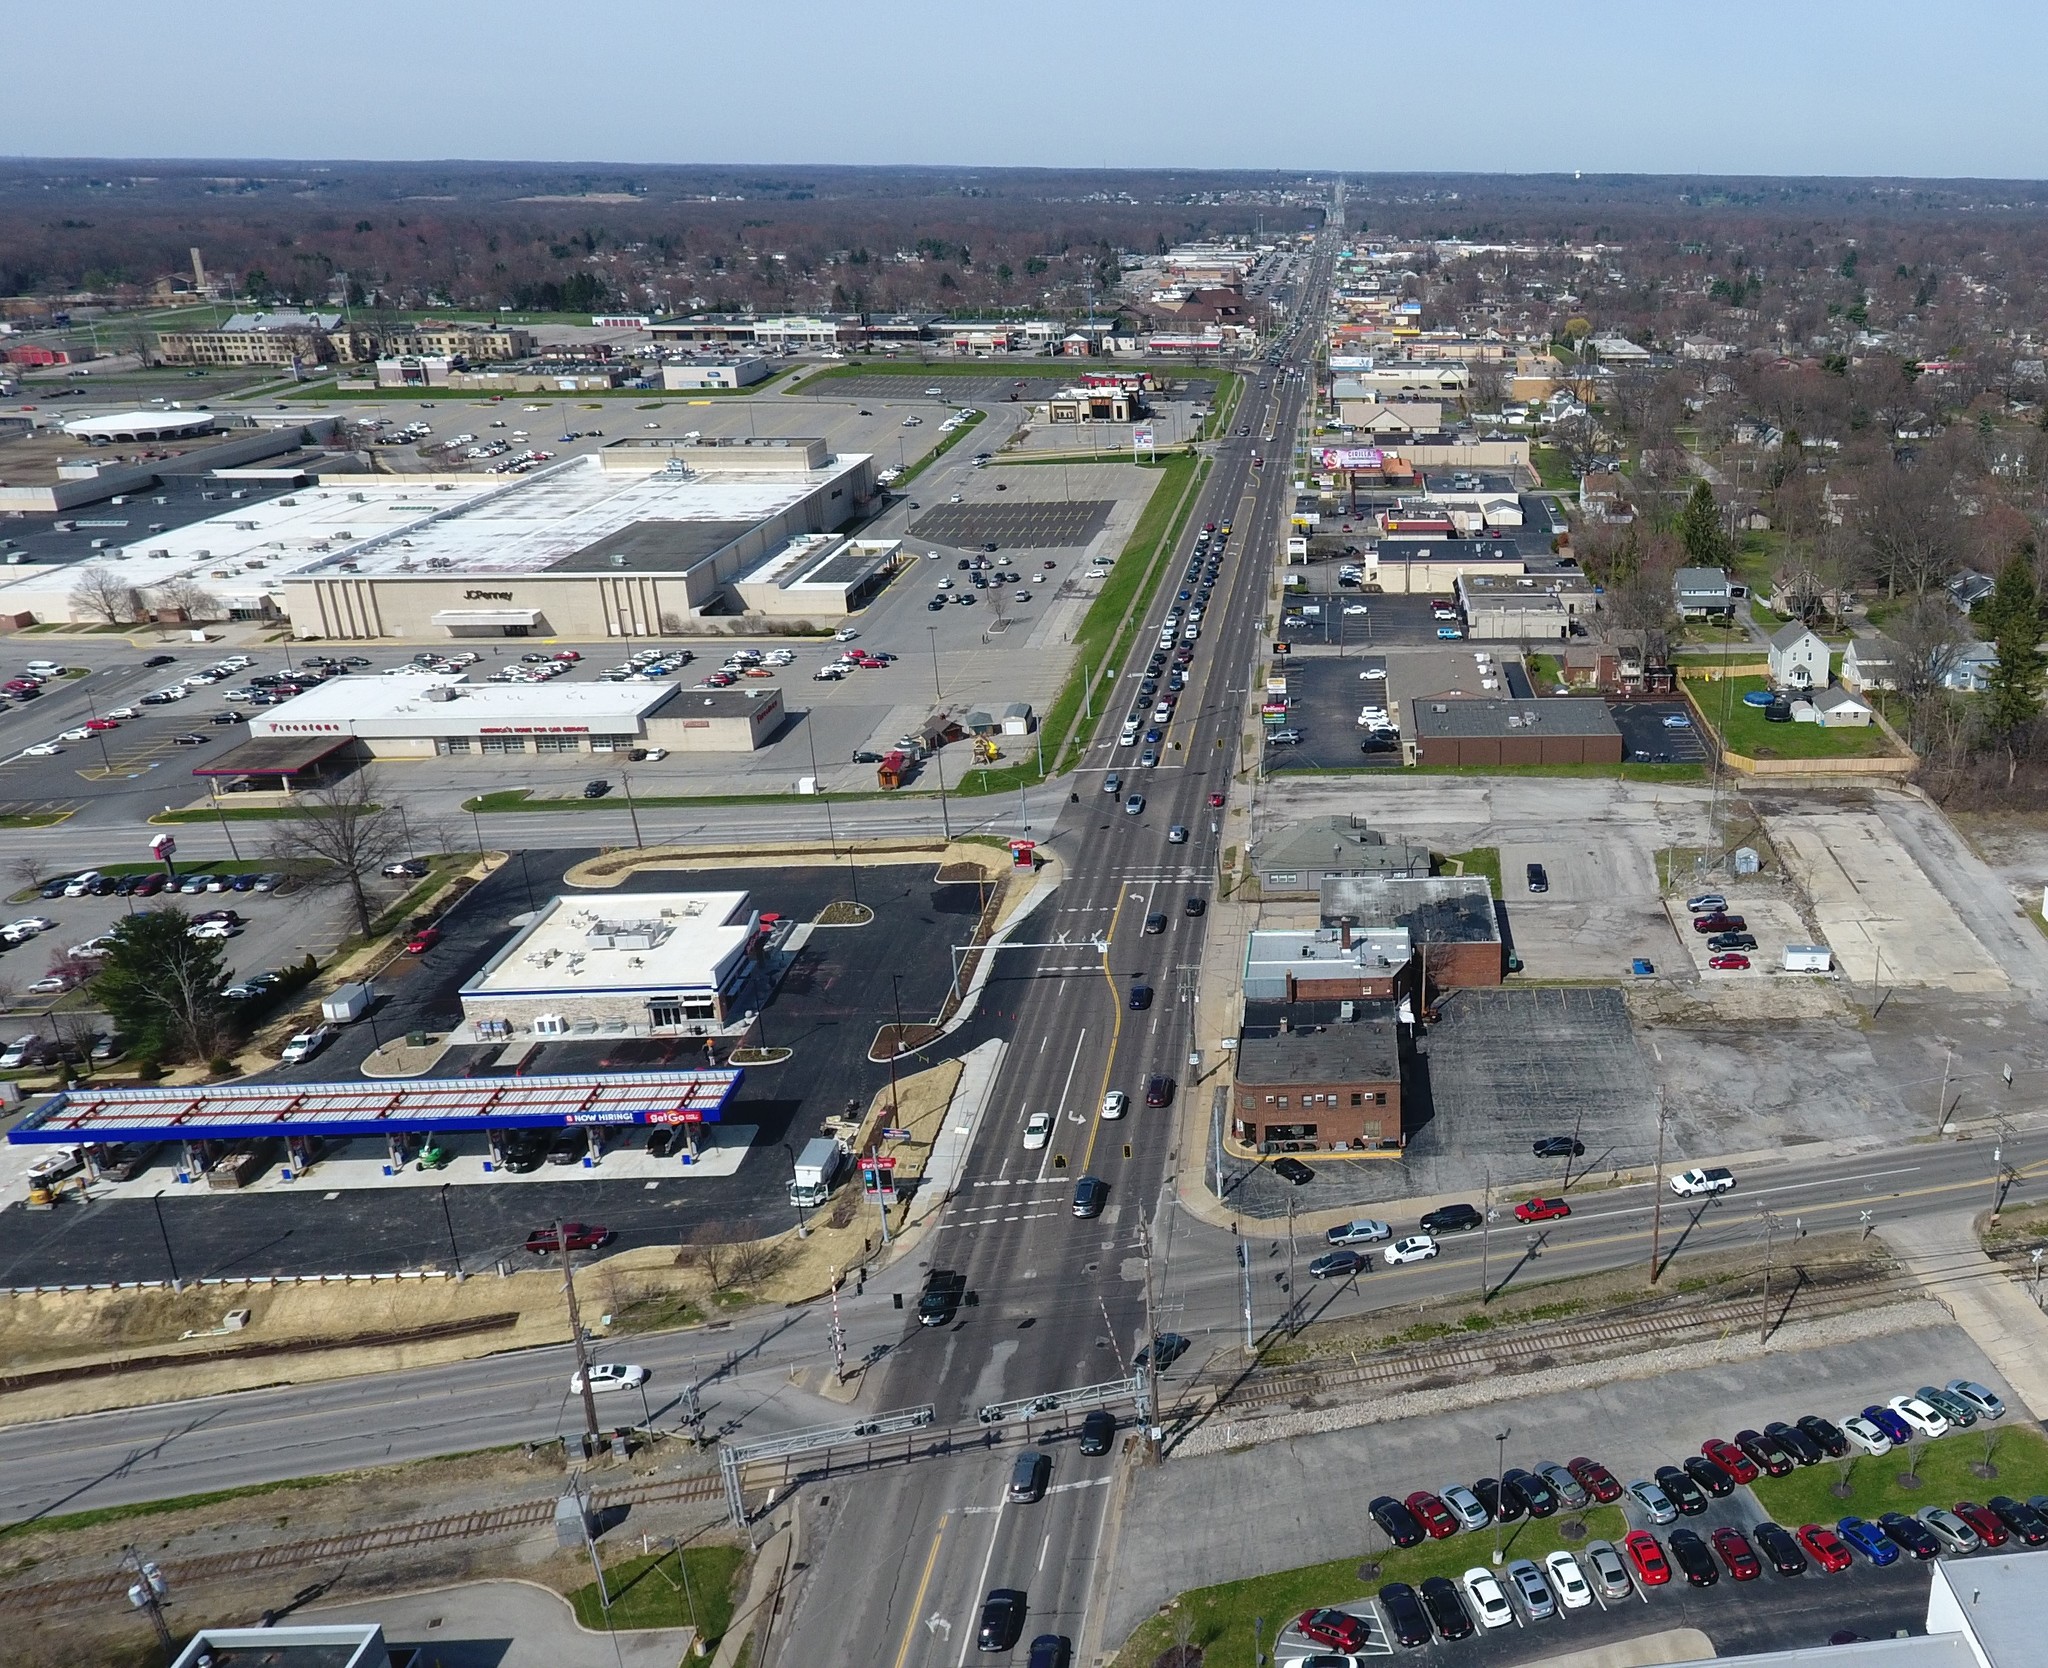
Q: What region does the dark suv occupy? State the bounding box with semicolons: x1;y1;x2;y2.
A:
1420;1202;1484;1234
917;1269;967;1327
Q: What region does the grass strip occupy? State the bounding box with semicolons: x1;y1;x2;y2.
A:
887;410;984;490
567;1544;746;1638
1750;1426;2048;1527
1114;1505;1626;1668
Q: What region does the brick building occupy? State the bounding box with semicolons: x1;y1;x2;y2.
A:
1407;697;1623;768
1320;875;1502;990
1233;999;1405;1154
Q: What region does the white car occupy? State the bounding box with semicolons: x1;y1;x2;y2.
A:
280;1025;337;1065
26;975;72;995
23;742;62;756
1842;1415;1892;1456
1022;1111;1053;1150
1384;1235;1439;1265
67;937;118;959
1342;604;1371;616
58;726;91;742
188;920;238;940
1359;667;1387;680
63;872;102;896
1544;1549;1593;1610
1888;1394;1951;1438
1461;1566;1513;1629
572;1362;650;1394
1669;1166;1736;1197
2;917;56;940
107;706;141;719
1101;1090;1128;1120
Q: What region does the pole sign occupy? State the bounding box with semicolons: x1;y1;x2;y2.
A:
149;833;176;861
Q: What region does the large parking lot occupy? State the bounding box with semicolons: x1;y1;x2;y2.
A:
1108;1323;2018;1664
0;857;996;1283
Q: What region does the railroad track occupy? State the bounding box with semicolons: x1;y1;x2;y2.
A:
0;1468;727;1617
1199;1267;1901;1415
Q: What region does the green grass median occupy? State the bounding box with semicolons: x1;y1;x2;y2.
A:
1749;1427;2048;1527
568;1543;745;1639
1114;1505;1626;1668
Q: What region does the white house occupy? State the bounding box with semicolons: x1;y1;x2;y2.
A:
1840;638;1899;694
1808;685;1874;727
1768;622;1830;690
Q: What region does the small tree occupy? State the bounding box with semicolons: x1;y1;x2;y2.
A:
265;770;409;939
150;578;225;622
95;907;230;1061
69;565;139;626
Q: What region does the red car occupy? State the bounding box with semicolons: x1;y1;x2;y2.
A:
552;650;582;662
84;717;120;732
1566;1456;1623;1504
1708;953;1750;971
1293;1609;1366;1652
1797;1522;1854;1573
525;1221;611;1254
1710;1526;1762;1580
1701;1438;1760;1485
1514;1196;1570;1223
405;926;441;955
1624;1530;1671;1586
1693;913;1747;934
1207;792;1225;808
1404;1490;1458;1539
1954;1501;2010;1548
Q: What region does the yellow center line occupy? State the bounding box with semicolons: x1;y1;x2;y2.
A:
1077;885;1131;1175
891;1511;950;1668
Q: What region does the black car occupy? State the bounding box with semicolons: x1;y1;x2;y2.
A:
1135;1333;1189;1371
1273;1156;1315;1185
1078;1411;1117;1456
1420;1202;1484;1234
1417;1576;1474;1642
917;1269;967;1327
1878;1512;1939;1560
1025;1636;1070;1668
1526;862;1549;893
1473;1475;1527;1523
1143;912;1168;935
852;749;883;764
1128;985;1152;1010
1667;1528;1719;1587
1765;1420;1824;1467
1184;897;1206;917
1681;1454;1736;1498
1369;1494;1425;1548
144;654;176;668
1736;1428;1796;1477
1379;1582;1431;1649
1502;1468;1558;1518
1987;1496;2048;1546
977;1589;1026;1652
1753;1520;1809;1576
1655;1465;1709;1515
582;779;610;798
645;1128;673;1159
1072;1176;1108;1218
1533;1135;1584;1158
1797;1415;1850;1459
1707;931;1759;952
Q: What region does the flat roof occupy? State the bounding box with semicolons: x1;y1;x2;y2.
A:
7;1069;743;1145
1236;1005;1402;1083
62;410;219;440
190;733;353;777
464;891;758;1002
1320;874;1501;944
1409;697;1622;741
247;673;675;739
548;517;756;574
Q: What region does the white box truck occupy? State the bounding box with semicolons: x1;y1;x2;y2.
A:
320;983;374;1024
788;1137;848;1209
1783;945;1833;973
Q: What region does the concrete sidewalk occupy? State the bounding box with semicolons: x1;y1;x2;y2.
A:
309;1577;695;1668
906;1035;1007;1231
1881;1210;2048;1420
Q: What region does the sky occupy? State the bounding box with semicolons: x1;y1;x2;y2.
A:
16;0;2048;181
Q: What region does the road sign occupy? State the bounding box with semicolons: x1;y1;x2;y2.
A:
149;833;176;860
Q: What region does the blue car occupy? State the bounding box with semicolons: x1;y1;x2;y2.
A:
1837;1516;1900;1566
1863;1405;1914;1445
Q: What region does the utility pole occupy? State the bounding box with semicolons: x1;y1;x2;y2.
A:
1648;1094;1669;1286
1284;1191;1298;1335
122;1547;174;1664
558;1221;601;1450
1236;1225;1254;1352
1491;1430;1509;1566
1142;1210;1161;1457
1479;1167;1493;1304
1758;1208;1784;1346
1936;1045;1954;1134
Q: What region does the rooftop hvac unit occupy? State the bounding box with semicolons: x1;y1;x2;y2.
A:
348;492;366;503
234;521;257;531
279;497;297;506
422;685;460;702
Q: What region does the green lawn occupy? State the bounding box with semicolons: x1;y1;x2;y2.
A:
1750;1426;2048;1526
1114;1506;1626;1668
888;409;983;489
1691;675;1901;759
567;1543;746;1640
1530;447;1575;492
1443;846;1501;894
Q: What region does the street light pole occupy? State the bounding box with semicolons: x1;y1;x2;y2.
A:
440;1182;463;1277
1492;1429;1509;1565
151;1190;181;1290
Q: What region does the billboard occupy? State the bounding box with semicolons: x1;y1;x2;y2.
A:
1132;425;1156;450
1314;446;1386;472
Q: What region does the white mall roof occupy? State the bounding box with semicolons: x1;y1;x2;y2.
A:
465;891;759;1001
246;672;674;739
61;410;218;440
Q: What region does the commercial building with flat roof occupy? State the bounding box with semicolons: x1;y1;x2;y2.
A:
238;671;782;759
731;532;904;616
1319;874;1503;989
1408;696;1622;768
1234;998;1405;1154
461;890;763;1040
1250;814;1432;897
1243;924;1412;1003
